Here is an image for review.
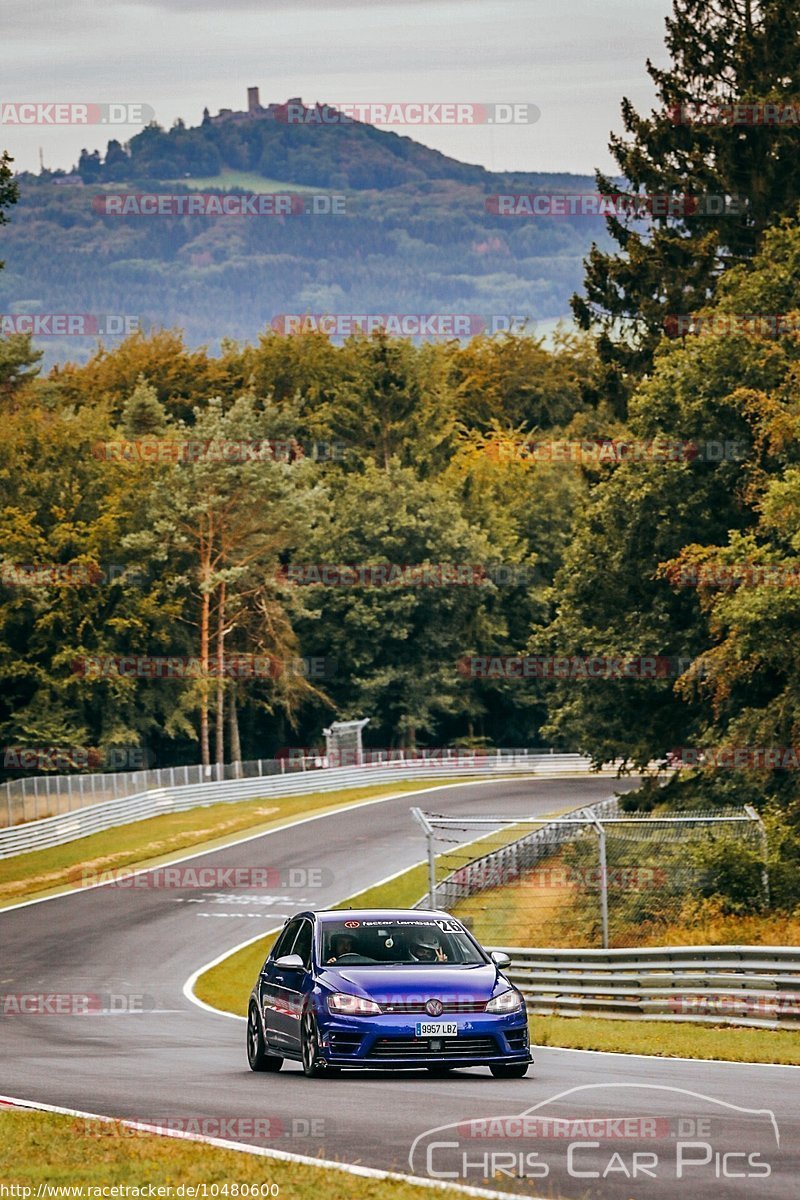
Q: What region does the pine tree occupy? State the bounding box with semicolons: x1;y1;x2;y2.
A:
0;151;18;270
573;0;800;391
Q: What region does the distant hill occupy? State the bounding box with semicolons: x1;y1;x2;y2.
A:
1;100;613;367
74;98;596;194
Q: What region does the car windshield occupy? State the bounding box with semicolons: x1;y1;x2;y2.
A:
320;918;486;966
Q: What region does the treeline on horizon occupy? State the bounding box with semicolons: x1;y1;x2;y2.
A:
3;0;800;913
0;172;604;370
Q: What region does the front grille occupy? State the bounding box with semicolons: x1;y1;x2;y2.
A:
379;1000;487;1014
506;1030;528;1050
369;1036;498;1060
329;1032;362;1054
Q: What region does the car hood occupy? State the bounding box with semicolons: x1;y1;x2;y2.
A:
318;962;503;1002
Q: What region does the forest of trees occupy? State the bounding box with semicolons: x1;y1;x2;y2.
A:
2;0;800;907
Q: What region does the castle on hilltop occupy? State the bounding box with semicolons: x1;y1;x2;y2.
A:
205;88;303;126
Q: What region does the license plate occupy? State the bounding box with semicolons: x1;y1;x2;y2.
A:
416;1021;458;1037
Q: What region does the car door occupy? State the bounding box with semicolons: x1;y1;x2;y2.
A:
277;917;315;1053
259;917;302;1051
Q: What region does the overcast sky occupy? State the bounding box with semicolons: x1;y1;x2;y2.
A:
3;0;672;177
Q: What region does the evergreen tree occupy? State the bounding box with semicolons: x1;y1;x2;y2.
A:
0;151;18;270
573;0;800;392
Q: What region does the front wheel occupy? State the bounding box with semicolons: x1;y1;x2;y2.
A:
247;1004;283;1072
300;1009;330;1077
489;1062;529;1079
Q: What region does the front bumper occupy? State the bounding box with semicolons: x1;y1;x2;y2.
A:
316;1009;531;1068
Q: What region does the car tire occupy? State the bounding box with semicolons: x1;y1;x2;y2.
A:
247;1004;283;1072
300;1008;330;1078
489;1062;529;1079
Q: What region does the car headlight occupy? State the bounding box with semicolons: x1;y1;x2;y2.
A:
327;992;382;1016
486;988;524;1014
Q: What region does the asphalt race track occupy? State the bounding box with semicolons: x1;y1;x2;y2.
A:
1;776;798;1199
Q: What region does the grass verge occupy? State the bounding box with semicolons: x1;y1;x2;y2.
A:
0;1108;474;1198
534;1014;800;1065
195;841;800;1065
0;779;472;908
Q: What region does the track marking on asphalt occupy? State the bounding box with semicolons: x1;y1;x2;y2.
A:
183;855;429;1021
535;1043;800;1069
0;1092;534;1200
0;776;535;915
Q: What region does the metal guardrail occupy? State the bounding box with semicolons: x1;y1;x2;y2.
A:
0;752;603;859
493;944;800;1029
0;757;292;828
0;747;582;827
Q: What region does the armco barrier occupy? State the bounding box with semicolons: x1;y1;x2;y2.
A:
0;753;608;859
494;944;800;1029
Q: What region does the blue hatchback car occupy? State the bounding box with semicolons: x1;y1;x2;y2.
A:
246;908;531;1077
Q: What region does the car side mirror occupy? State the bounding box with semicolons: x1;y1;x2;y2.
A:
274;953;305;970
491;951;511;968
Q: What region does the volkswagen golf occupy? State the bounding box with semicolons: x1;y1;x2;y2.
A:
246;908;531;1077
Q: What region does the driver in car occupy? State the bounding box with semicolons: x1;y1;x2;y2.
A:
326;933;357;963
409;933;447;963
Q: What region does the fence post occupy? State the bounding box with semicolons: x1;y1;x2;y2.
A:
587;811;609;949
410;808;437;907
745;805;770;909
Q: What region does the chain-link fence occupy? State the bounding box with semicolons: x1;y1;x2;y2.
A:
412;801;768;948
0;747;562;828
0;756;319;827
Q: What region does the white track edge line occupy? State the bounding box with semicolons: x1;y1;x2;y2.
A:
0;776;536;915
182;853;434;1020
0;1092;543;1200
536;1042;800;1069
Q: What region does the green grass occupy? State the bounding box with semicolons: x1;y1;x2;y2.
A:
0;1109;473;1199
0;778;472;907
195;837;800;1065
533;1014;800;1065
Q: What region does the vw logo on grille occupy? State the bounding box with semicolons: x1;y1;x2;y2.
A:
425;998;444;1016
